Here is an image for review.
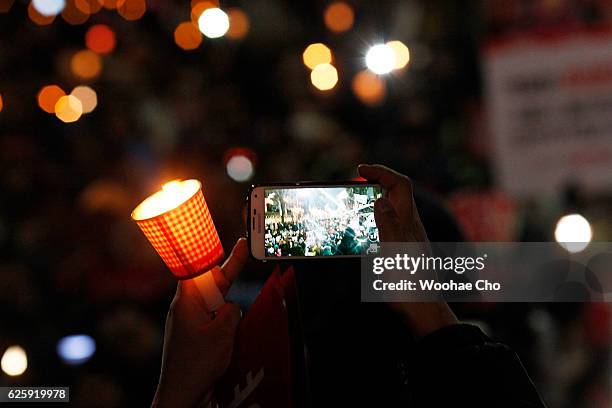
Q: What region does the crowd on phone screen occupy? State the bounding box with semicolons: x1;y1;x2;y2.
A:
264;214;379;257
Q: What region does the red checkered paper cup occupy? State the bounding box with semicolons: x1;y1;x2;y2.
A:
131;180;224;280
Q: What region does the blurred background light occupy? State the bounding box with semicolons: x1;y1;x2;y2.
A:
226;155;254;182
0;93;3;112
37;85;66;113
71;85;97;113
387;40;410;70
0;0;15;13
101;0;125;10
55;94;83;123
366;43;396;74
57;335;96;365
555;214;592;253
351;70;386;106
28;1;56;25
310;63;338;91
70;49;102;80
74;0;101;14
198;7;229;39
174;22;202;50
32;0;65;16
61;0;89;25
85;24;116;55
118;0;146;21
323;1;354;33
191;0;217;23
1;346;27;376
302;43;332;70
226;8;249;40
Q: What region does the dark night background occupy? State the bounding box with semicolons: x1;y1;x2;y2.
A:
0;0;610;406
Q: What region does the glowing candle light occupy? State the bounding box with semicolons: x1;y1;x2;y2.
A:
131;180;225;310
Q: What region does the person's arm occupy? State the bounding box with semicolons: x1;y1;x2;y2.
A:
152;238;248;408
358;164;546;407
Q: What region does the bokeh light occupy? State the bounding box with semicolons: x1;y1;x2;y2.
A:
302;43;332;70
37;85;66;113
191;0;217;23
226;155;254;182
198;7;229;39
70;50;102;80
61;0;89;25
71;85;97;113
365;43;396;75
387;40;410;70
55;94;83;123
323;2;354;33
1;346;27;376
555;213;592;253
352;70;386;106
100;0;125;10
74;0;101;14
118;0;146;21
28;1;56;25
32;0;65;16
174;22;202;51
227;8;249;40
310;63;338;91
0;0;15;13
0;93;3;112
57;335;96;365
85;24;116;55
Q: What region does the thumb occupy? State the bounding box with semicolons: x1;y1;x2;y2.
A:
375;198;406;242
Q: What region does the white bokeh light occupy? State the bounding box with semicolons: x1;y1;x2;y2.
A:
365;44;397;75
554;213;592;253
1;345;28;376
32;0;65;16
226;155;254;182
198;8;230;39
57;335;96;365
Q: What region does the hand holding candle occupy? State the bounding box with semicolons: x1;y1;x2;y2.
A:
132;179;226;311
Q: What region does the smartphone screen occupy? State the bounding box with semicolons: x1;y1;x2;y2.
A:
250;184;382;259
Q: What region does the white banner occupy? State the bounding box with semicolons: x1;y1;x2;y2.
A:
484;28;612;197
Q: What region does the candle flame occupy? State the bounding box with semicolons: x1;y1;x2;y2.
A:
132;179;201;221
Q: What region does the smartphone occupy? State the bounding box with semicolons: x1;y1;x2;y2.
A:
248;182;384;260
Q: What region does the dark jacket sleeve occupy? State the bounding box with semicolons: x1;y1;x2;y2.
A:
404;324;547;408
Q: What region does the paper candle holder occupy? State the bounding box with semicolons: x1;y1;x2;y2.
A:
131;180;224;280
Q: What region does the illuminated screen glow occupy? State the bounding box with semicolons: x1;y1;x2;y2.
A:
264;185;382;257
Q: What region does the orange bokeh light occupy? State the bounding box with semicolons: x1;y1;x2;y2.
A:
174;22;202;51
62;0;89;25
28;2;55;25
0;93;3;112
74;0;102;14
101;0;125;10
70;50;102;80
118;0;146;21
0;0;15;13
85;24;116;55
190;0;217;22
324;2;354;33
55;95;83;123
38;85;66;114
227;8;249;40
302;43;332;70
351;70;386;106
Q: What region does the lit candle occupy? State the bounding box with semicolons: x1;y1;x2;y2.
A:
132;179;225;310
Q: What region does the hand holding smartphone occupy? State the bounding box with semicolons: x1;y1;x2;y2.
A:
248;182;383;260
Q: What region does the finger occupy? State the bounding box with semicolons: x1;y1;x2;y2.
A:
358;164;413;194
214;238;248;294
359;164;415;225
172;280;212;324
206;302;241;338
374;198;407;242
